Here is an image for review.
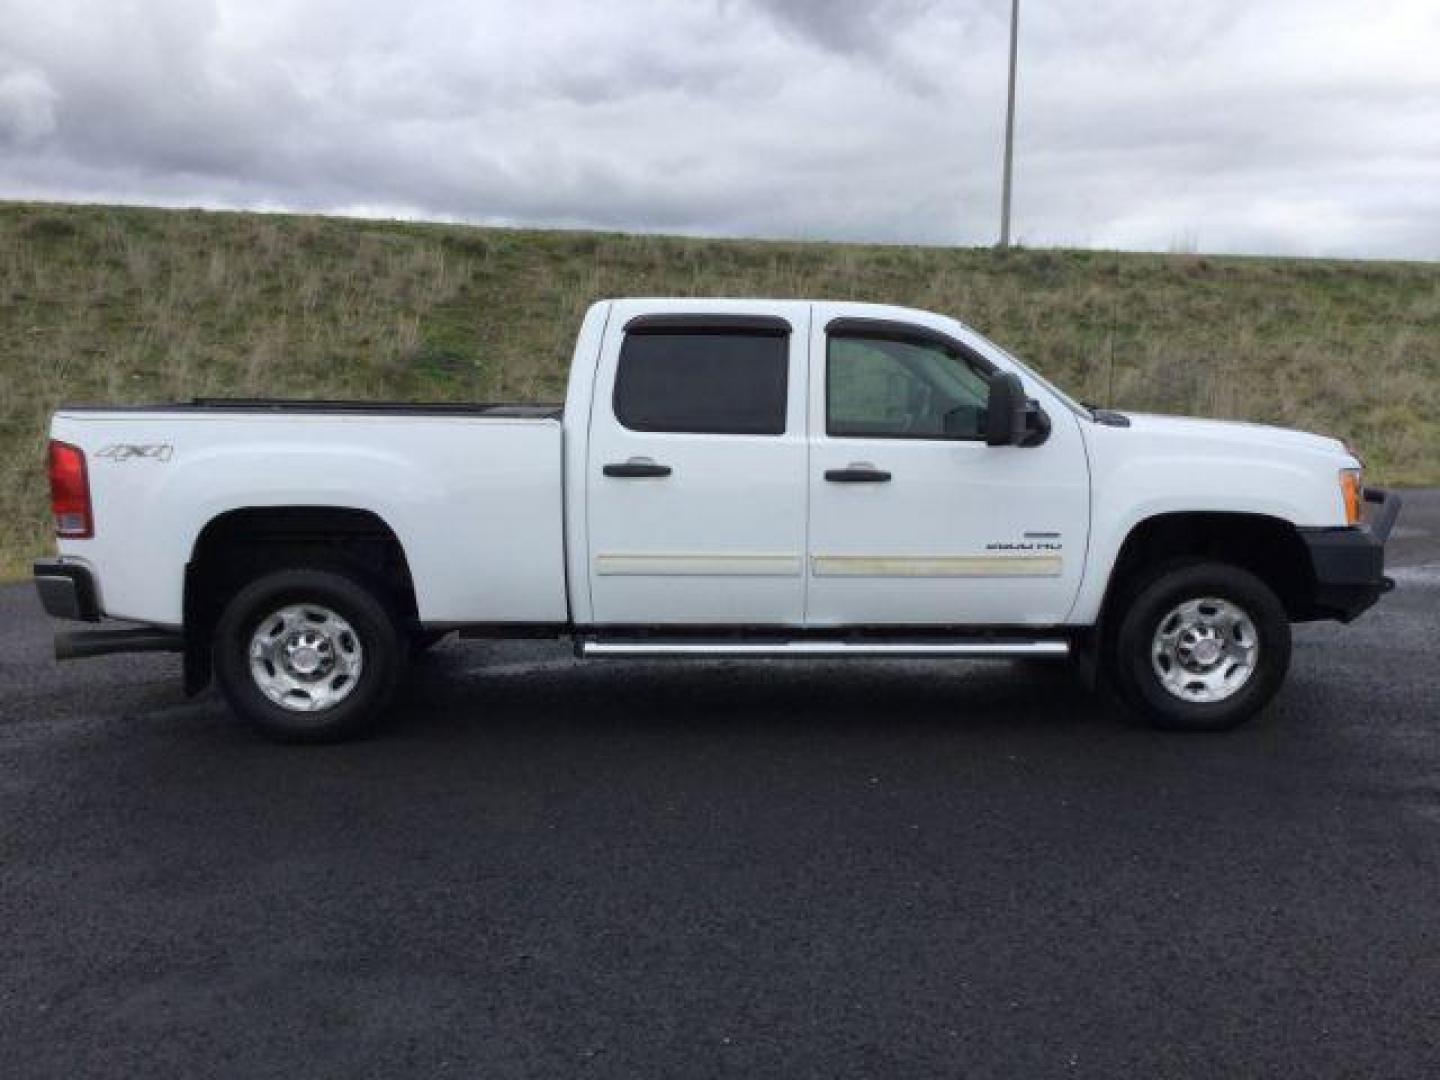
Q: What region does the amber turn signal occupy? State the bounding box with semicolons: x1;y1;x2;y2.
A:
1339;468;1363;526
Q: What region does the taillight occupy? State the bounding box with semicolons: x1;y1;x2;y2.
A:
48;439;93;538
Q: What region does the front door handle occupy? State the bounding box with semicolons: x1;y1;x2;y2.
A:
825;465;891;483
603;459;672;478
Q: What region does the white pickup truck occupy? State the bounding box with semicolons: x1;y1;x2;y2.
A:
35;298;1400;741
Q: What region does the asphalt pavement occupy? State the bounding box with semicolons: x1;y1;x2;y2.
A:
2;492;1438;1078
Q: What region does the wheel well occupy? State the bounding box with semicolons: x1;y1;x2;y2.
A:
1103;512;1315;623
183;507;417;693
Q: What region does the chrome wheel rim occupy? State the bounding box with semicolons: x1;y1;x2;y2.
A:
1150;597;1258;703
248;604;364;713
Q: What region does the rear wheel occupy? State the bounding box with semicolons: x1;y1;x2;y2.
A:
214;567;406;743
1110;561;1291;732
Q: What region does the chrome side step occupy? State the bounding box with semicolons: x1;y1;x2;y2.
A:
579;640;1069;660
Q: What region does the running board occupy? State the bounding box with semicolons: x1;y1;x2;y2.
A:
579;640;1069;660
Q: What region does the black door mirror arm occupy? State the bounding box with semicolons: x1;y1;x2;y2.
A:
1020;400;1052;447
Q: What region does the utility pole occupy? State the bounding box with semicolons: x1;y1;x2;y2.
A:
999;0;1020;248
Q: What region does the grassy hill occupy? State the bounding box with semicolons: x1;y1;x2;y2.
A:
2;200;1437;578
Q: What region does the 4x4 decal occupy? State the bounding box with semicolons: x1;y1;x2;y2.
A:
94;444;173;463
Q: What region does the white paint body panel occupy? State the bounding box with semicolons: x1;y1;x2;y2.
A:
804;302;1090;626
1067;411;1355;622
52;412;567;626
584;298;811;625
49;297;1360;634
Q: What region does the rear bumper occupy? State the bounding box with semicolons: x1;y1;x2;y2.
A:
33;559;101;622
1298;487;1402;623
34;559;184;660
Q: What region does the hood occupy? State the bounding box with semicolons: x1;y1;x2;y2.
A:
1119;412;1349;458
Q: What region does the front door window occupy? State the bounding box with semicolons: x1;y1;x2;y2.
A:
828;335;991;440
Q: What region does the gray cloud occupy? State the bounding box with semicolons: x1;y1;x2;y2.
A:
746;0;942;58
0;0;1436;259
0;64;58;144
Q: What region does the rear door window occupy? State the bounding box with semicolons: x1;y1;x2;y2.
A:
614;331;789;435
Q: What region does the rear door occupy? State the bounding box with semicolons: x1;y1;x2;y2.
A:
585;301;811;625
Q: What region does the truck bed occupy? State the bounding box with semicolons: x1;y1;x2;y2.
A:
49;403;569;626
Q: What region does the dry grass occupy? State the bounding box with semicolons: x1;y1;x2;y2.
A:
3;201;1437;578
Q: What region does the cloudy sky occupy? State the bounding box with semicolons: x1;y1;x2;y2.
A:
0;0;1436;259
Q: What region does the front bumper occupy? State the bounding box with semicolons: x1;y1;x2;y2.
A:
1298;487;1402;622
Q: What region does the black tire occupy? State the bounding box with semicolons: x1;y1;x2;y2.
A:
1109;560;1291;732
213;567;407;743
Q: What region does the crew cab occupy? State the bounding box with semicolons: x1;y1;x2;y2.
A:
34;298;1401;741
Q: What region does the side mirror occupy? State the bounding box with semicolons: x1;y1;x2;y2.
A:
985;372;1027;446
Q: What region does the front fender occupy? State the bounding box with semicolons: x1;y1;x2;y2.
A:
1068;448;1346;624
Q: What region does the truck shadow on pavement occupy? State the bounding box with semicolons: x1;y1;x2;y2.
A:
105;645;1127;751
385;646;1118;740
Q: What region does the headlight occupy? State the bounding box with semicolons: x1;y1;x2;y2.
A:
1339;468;1363;525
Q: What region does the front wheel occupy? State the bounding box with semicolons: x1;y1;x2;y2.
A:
213;567;407;743
1110;561;1291;732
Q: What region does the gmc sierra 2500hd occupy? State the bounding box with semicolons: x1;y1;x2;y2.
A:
35;298;1400;742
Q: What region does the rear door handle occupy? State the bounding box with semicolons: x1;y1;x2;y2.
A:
825;465;891;483
603;460;672;478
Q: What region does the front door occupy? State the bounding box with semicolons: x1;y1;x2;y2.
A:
805;307;1090;627
586;301;811;625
